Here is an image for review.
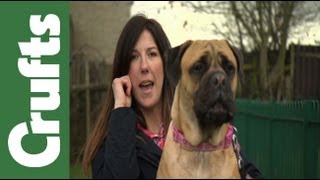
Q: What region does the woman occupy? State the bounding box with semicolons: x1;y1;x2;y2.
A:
82;14;263;179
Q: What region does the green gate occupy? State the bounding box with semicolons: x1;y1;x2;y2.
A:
233;99;320;179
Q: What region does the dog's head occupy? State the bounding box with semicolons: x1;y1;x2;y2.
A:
166;40;243;134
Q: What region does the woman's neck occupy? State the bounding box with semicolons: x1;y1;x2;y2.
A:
140;103;163;134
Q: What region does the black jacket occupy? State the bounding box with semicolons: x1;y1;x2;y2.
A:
92;107;263;179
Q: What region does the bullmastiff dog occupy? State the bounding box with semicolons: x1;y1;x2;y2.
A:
157;39;244;178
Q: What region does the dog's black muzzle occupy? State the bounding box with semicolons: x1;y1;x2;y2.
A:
193;71;236;133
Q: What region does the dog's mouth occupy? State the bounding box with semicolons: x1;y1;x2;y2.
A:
197;100;235;139
193;74;236;132
208;100;235;123
212;102;227;115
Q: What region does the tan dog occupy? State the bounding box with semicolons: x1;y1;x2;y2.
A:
157;40;244;178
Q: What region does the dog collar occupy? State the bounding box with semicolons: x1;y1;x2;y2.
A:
172;123;234;151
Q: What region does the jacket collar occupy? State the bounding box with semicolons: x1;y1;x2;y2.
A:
136;128;162;156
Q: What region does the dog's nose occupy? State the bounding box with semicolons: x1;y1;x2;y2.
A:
211;72;226;88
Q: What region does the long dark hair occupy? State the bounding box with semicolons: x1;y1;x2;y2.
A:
82;14;173;176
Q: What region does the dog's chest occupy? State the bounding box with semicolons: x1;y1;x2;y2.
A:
169;147;238;178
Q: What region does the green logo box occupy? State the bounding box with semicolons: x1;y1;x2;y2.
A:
0;2;69;178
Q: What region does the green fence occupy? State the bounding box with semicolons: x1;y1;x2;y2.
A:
233;99;320;179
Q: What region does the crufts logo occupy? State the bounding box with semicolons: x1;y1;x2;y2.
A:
8;14;61;167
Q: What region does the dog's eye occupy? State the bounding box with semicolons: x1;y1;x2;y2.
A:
222;59;235;75
190;56;208;77
226;62;234;72
192;61;206;73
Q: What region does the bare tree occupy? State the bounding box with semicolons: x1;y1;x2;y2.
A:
181;1;320;100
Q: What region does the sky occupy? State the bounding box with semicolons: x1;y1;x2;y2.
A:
131;1;320;48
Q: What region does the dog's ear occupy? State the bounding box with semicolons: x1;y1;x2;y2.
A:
226;41;244;85
165;40;192;88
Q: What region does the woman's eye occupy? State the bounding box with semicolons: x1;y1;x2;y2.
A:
148;52;158;58
131;54;139;60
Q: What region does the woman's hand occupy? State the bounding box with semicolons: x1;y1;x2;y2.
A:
112;75;132;109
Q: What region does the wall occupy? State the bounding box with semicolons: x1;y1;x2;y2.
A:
70;1;132;64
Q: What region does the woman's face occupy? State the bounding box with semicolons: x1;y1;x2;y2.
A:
129;29;164;110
